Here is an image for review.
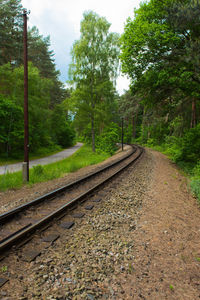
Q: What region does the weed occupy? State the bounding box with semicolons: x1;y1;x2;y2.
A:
169;284;174;291
128;263;134;274
190;178;200;203
171;174;177;179
195;257;200;262
1;266;7;272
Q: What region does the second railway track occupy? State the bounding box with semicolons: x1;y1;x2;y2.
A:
0;145;144;256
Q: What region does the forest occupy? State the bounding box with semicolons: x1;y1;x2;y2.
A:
0;0;200;199
120;0;200;200
0;0;75;160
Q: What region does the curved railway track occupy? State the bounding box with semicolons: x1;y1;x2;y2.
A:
0;144;144;256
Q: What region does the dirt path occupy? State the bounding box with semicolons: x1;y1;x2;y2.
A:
0;148;200;299
118;149;200;299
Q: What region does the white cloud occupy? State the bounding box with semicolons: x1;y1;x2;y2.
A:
21;0;140;92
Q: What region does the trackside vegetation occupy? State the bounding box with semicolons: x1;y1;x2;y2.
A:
0;0;75;160
119;0;200;203
0;145;110;191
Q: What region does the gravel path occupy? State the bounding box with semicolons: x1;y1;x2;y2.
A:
0;143;83;175
0;148;200;299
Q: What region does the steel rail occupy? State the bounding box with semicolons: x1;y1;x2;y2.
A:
0;145;136;224
0;145;144;253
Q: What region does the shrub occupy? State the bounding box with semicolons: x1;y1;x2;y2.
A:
178;124;200;162
96;123;120;155
164;135;183;162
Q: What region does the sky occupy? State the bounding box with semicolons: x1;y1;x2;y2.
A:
21;0;141;95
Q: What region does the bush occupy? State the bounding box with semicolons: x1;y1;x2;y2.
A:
164;135;183;162
51;104;76;148
179;124;200;162
96;123;120;155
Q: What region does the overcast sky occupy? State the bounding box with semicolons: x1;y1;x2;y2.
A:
21;0;141;95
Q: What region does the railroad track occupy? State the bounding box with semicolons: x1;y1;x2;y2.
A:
0;145;144;258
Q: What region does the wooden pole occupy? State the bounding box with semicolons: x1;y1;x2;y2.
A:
23;9;29;182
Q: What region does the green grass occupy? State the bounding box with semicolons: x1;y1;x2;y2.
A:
0;145;110;191
0;145;64;166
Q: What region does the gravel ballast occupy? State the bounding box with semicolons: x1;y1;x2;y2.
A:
1;148;200;300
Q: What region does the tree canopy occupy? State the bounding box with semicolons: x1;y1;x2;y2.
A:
69;11;120;151
120;0;200;152
0;0;75;158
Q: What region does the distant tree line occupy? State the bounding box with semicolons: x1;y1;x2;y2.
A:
0;0;75;158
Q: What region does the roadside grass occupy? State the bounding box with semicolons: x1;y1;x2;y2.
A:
0;145;110;192
0;145;64;166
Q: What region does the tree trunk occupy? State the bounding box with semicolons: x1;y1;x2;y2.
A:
147;124;151;139
91;114;95;152
90;79;95;152
132;113;137;139
190;99;196;128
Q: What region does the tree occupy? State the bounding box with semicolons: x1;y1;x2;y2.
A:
0;62;75;155
51;103;75;148
0;0;23;66
118;90;142;139
0;94;23;154
120;0;200;143
27;26;65;107
166;0;200;128
69;11;120;151
0;1;75;158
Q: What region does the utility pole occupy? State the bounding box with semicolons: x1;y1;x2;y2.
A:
121;117;124;151
22;9;29;182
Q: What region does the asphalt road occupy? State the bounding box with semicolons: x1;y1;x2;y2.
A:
0;143;83;175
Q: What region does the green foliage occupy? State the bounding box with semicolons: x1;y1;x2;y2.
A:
1;266;8;273
169;284;174;291
119;0;200;193
193;162;200;177
96;123;119;155
69;11;120;151
0;62;75;158
177;124;200;162
124;124;134;144
0;1;73;161
120;0;200;154
163;136;183;162
0;94;23;153
190;161;200;203
0;0;23;66
196;257;200;262
51;104;75;148
190;178;200;203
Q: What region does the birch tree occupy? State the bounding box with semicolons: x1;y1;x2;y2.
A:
69;11;120;151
